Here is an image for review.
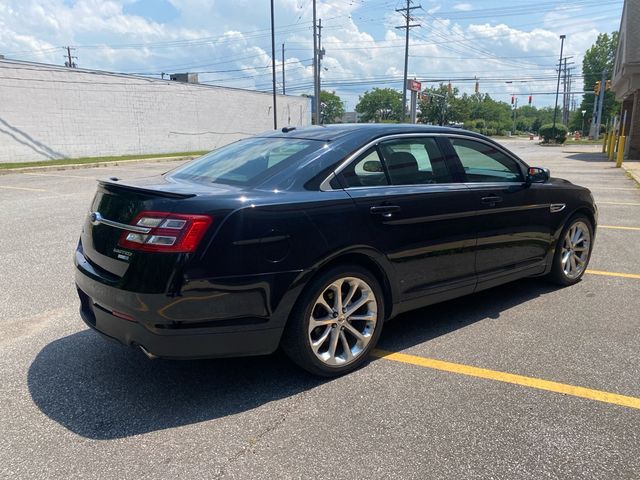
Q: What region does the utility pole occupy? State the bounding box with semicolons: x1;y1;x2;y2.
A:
270;0;277;129
562;57;568;125
63;46;77;68
282;43;285;95
318;19;324;123
396;0;421;122
552;34;566;141
312;0;319;125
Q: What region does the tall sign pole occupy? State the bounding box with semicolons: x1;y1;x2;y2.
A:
552;34;566;141
594;70;607;139
270;0;277;129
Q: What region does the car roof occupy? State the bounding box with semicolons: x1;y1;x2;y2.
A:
258;123;471;142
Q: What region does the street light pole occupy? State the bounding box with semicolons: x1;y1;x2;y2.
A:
552;34;566;142
581;109;587;137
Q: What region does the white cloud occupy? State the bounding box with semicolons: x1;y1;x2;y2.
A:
453;3;473;12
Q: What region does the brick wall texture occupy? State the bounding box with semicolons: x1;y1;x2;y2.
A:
0;60;311;163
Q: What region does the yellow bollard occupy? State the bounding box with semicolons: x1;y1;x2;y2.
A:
608;134;617;160
602;132;608;153
616;136;626;167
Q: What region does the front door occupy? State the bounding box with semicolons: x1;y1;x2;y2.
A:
445;136;552;285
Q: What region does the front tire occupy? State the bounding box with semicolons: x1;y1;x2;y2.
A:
547;214;594;286
281;264;385;377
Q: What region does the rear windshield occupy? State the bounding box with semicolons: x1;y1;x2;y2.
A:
169;137;324;186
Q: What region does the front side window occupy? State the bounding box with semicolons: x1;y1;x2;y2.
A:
450;138;524;183
170;137;323;186
378;137;452;185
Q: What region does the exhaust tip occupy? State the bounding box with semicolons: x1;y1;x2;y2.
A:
139;345;158;360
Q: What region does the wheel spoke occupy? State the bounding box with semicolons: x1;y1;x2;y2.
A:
345;291;373;316
310;315;335;328
330;282;343;314
343;322;366;343
328;327;340;359
561;250;571;266
569;254;577;273
348;314;376;322
311;325;332;353
342;280;358;308
339;331;353;361
316;296;333;315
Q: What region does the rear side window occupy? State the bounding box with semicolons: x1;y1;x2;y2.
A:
170;137;323;186
379;137;451;185
341;148;389;188
450;138;523;183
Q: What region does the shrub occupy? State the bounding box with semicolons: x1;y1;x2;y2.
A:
539;123;568;144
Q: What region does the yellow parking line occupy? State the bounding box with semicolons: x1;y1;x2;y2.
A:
599;225;640;231
0;185;47;192
585;269;640;279
372;349;640;410
598;201;640;206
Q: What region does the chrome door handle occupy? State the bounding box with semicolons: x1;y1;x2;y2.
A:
370;205;401;218
481;196;503;205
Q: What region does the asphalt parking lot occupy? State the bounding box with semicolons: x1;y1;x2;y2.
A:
1;139;639;479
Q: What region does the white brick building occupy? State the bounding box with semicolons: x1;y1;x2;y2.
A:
0;59;311;163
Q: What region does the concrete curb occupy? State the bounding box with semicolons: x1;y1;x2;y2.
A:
0;155;198;176
621;162;640;186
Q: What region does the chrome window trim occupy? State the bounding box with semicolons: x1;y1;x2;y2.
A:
319;132;528;191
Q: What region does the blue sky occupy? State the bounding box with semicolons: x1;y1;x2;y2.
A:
0;0;624;109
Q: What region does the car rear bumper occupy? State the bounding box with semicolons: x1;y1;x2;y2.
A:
76;285;282;359
75;247;303;359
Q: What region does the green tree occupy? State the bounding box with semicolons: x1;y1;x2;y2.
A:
417;84;469;125
355;88;403;123
576;32;619;131
319;90;345;124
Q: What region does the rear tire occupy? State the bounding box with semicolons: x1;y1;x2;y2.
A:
281;264;385;377
546;214;594;286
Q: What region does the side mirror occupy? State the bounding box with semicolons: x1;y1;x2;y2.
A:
527;167;550;183
363;160;383;173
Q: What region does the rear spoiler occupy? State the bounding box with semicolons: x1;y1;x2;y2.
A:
98;180;196;199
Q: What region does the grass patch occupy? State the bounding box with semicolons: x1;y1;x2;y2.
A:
565;138;604;145
0;151;208;170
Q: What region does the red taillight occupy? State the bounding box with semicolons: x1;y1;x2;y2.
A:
118;211;213;253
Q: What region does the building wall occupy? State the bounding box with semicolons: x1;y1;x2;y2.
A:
0;60;311;163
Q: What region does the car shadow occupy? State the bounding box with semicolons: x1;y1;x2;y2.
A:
28;278;562;440
563;152;610;163
27;332;325;440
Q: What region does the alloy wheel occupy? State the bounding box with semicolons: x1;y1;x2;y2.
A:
307;277;378;366
561;220;591;279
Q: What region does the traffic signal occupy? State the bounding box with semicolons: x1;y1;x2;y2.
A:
447;82;452;94
475;80;479;93
605;79;611;91
511;96;515;105
594;81;601;96
528;95;532;105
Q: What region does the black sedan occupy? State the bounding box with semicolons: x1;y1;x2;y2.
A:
75;124;597;376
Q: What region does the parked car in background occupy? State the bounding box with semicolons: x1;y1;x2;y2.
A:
75;124;597;376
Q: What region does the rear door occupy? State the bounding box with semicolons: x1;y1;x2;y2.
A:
337;135;478;306
444;136;552;286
